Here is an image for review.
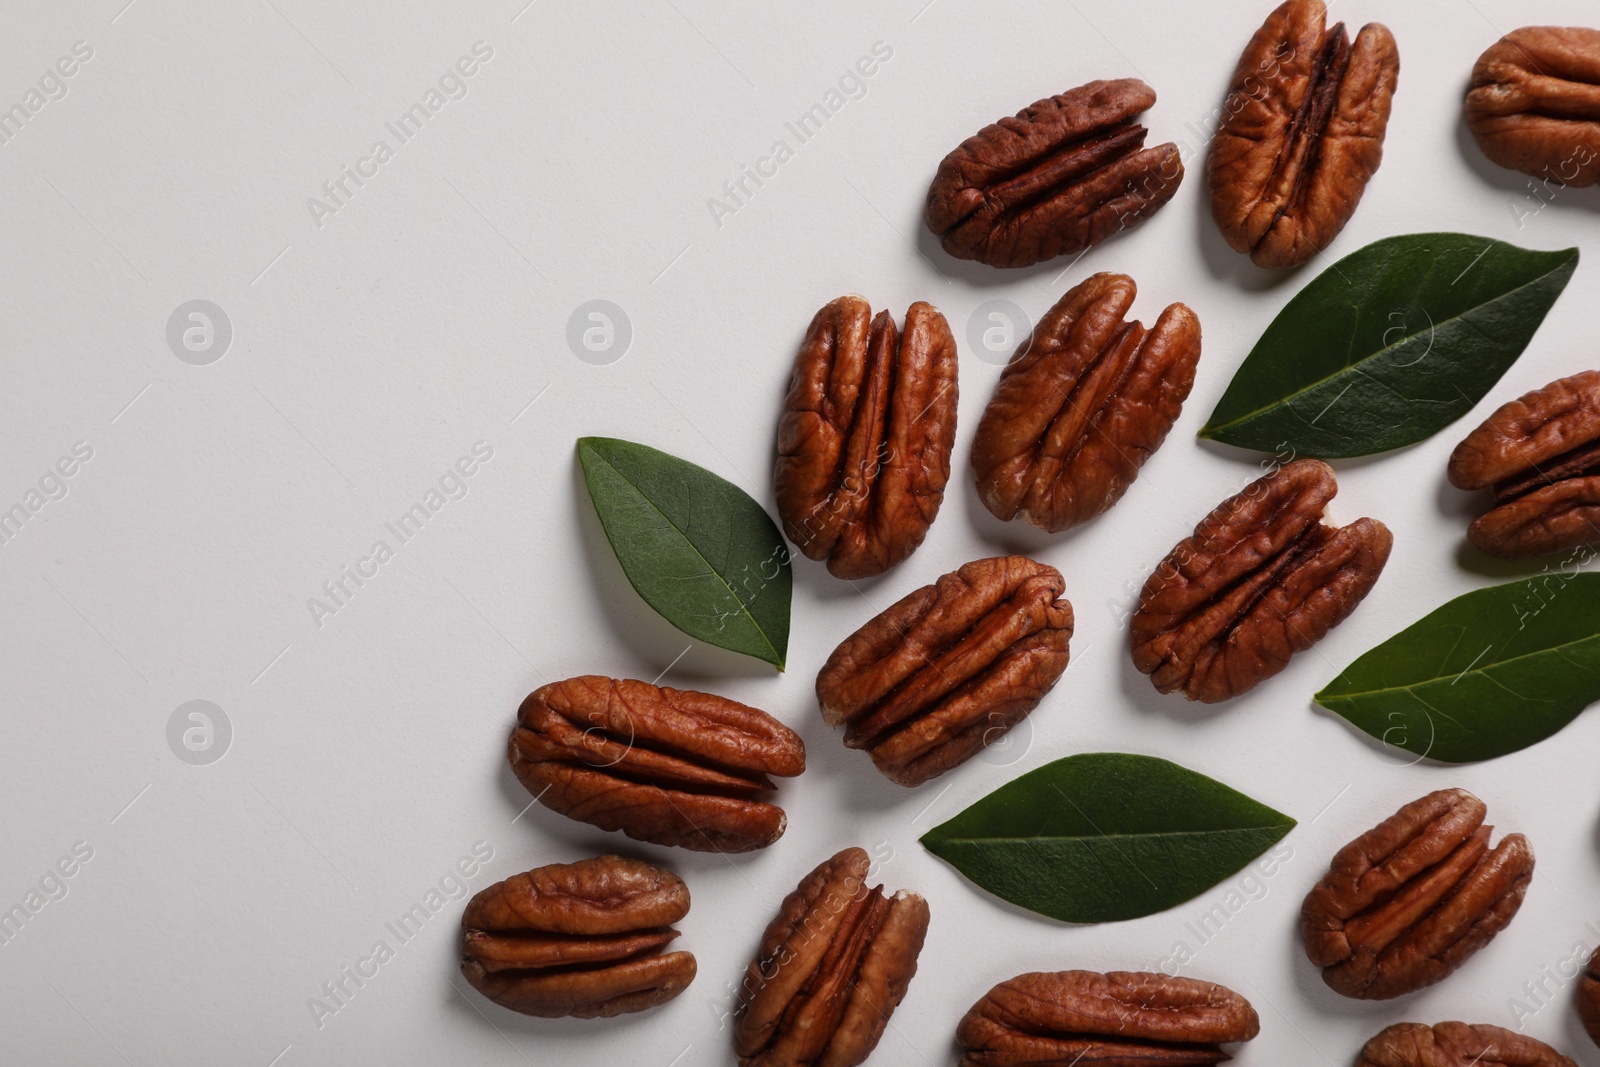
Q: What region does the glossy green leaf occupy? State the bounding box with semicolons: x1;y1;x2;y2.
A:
919;753;1295;923
1317;573;1600;763
577;437;790;670
1200;234;1578;457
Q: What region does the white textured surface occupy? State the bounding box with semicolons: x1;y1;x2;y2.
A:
4;0;1600;1063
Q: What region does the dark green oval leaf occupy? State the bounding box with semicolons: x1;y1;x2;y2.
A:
1200;234;1578;458
1316;573;1600;762
919;753;1295;923
577;437;790;670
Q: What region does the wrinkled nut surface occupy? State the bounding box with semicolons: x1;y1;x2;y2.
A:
509;676;806;853
956;970;1260;1067
1208;0;1399;268
1448;370;1600;559
1301;789;1535;1000
459;855;696;1019
816;556;1073;787
775;297;958;580
925;79;1183;269
1467;27;1600;187
1358;1022;1576;1067
972;273;1202;532
735;846;929;1067
1579;946;1600;1048
1130;458;1391;702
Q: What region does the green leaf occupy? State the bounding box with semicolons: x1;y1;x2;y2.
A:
919;753;1295;923
1316;573;1600;763
1200;233;1578;458
577;437;791;670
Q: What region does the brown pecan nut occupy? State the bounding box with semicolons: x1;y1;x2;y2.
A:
1467;28;1600;188
775;297;958;580
1301;788;1535;1000
735;846;929;1067
971;273;1202;532
508;676;805;853
1447;370;1600;559
957;970;1260;1067
816;556;1073;787
925;79;1183;269
1208;0;1399;269
459;855;696;1018
1358;1022;1576;1067
1579;946;1600;1048
1130;458;1391;702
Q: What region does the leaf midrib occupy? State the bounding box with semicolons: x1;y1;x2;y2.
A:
583;442;784;668
926;825;1290;847
1319;627;1600;705
1204;249;1574;436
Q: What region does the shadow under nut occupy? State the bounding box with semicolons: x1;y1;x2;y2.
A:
1467;27;1600;187
816;556;1073;786
509;676;805;853
925;79;1183;269
1208;0;1399;269
459;855;697;1018
972;271;1202;532
1130;458;1391;702
775;297;958;580
1301;788;1534;1000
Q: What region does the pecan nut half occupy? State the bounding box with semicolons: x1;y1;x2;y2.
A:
1301;788;1535;1000
957;970;1260;1067
1447;370;1600;559
1130;458;1391;702
925;79;1183;269
775;297;958;580
509;676;806;853
816;556;1073;787
460;855;696;1018
1579;946;1600;1048
735;846;929;1067
1358;1022;1576;1067
972;273;1202;532
1208;0;1399;268
1467;28;1600;188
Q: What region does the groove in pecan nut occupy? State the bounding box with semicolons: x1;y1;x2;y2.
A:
735;846;929;1067
459;855;696;1018
1301;789;1534;1000
508;676;806;853
1358;1022;1577;1067
1208;0;1399;269
1579;946;1600;1048
956;970;1260;1067
972;273;1202;532
775;297;958;580
1448;370;1600;559
1467;27;1600;188
1130;458;1391;702
925;79;1183;269
816;556;1073;787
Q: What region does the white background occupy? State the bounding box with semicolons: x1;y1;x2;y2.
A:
3;0;1600;1063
